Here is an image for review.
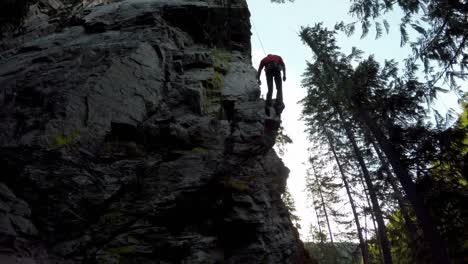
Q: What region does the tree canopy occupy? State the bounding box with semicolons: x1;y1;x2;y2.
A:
338;0;468;90
299;21;467;263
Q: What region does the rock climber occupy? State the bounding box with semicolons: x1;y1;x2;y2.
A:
256;54;286;116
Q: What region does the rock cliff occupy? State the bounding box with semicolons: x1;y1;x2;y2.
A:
0;0;313;263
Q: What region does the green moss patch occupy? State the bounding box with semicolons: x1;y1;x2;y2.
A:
223;177;251;193
211;49;231;74
51;130;80;148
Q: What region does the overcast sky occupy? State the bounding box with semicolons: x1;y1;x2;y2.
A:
246;0;462;240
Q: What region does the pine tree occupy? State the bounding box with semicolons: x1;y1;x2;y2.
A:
282;187;302;230
326;132;370;264
299;23;452;263
341;0;467;90
300;24;394;264
306;157;339;246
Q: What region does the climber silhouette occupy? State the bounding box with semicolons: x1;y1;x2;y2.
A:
256;54;286;116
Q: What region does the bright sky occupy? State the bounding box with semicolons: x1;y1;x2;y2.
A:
246;0;462;241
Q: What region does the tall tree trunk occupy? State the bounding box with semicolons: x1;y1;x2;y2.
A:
311;195;325;243
336;106;393;264
301;28;449;262
371;140;419;243
311;166;335;245
371;138;421;262
327;132;369;264
357;169;384;263
357;109;450;263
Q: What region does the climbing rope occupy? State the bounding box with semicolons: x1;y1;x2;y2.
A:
251;19;267;56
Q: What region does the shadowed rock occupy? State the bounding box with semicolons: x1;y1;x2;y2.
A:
0;0;314;263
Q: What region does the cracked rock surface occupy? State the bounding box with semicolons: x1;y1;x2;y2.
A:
0;0;314;263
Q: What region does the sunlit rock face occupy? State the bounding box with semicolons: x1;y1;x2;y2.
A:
0;0;314;263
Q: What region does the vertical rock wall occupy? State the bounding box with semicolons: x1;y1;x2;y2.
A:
0;0;314;263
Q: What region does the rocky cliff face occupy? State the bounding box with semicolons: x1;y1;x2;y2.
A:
0;0;313;263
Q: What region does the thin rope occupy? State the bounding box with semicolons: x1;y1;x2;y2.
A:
251;20;267;56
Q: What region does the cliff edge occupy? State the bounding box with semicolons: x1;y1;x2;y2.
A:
0;0;313;263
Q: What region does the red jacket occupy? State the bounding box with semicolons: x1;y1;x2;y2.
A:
259;54;285;69
257;54;285;79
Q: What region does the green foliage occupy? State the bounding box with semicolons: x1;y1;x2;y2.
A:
369;148;468;263
212;71;224;91
275;125;293;156
103;244;137;262
105;245;136;256
126;234;139;244
306;153;349;245
300;22;468;263
422;105;468;263
203;71;225;116
223;177;251;192
305;242;361;264
52;131;80;148
211;49;231;73
342;0;468;90
282;187;301;229
461;101;468;147
203;49;230;116
101;211;125;226
366;211;419;263
172;147;208;155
